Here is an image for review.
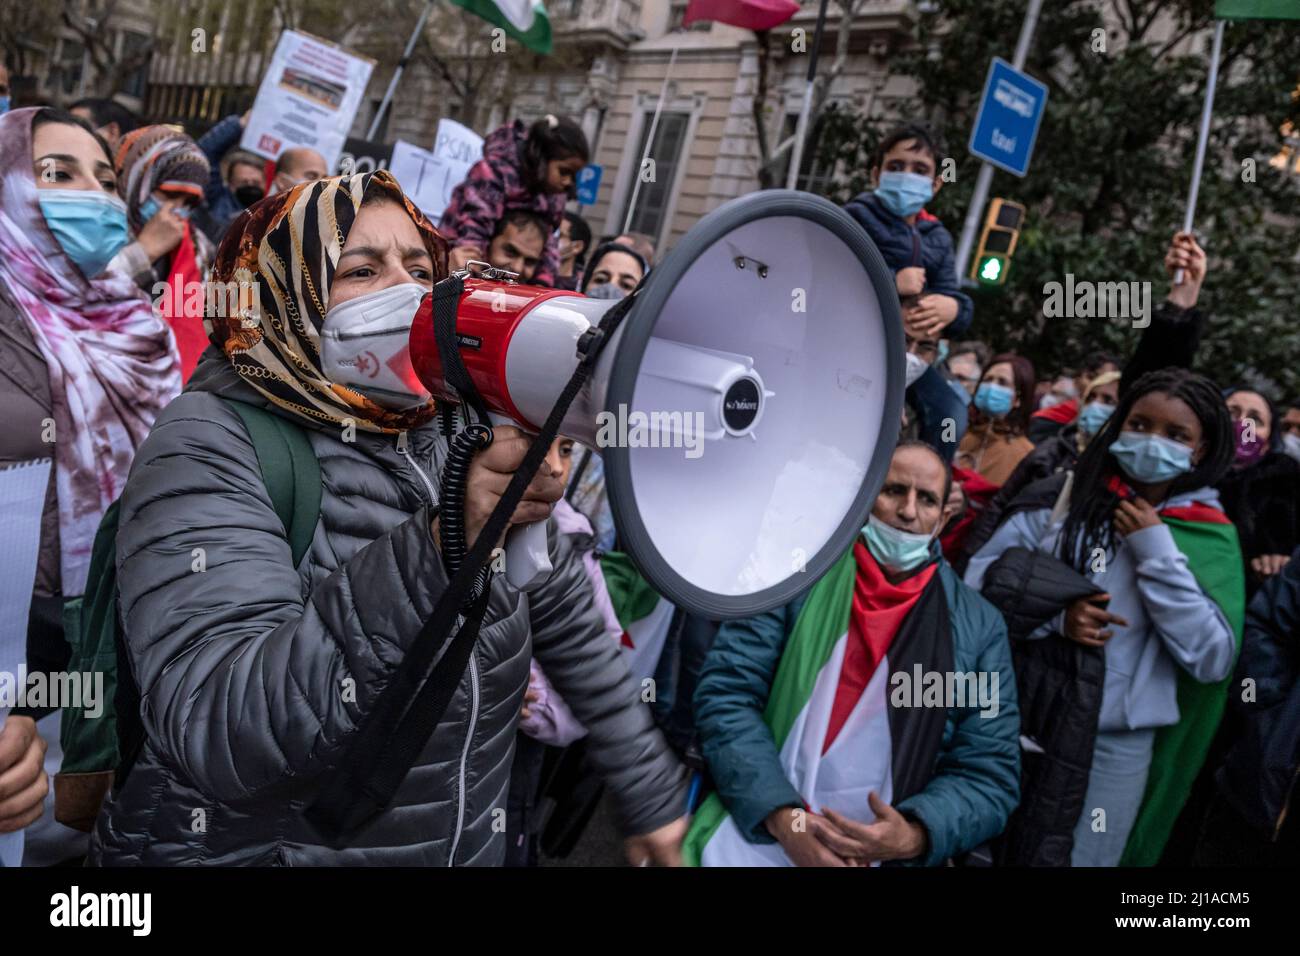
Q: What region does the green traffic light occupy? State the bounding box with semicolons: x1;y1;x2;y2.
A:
979;256;1003;283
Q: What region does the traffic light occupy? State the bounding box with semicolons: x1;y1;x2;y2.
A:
970;198;1025;286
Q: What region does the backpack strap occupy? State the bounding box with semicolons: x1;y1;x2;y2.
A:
222;398;322;567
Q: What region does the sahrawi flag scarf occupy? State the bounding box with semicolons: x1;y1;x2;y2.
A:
1119;503;1245;866
683;542;953;866
599;551;674;683
450;0;553;54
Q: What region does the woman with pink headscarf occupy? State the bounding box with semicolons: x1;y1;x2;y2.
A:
0;107;180;847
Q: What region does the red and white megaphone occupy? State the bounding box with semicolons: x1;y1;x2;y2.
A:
408;190;904;620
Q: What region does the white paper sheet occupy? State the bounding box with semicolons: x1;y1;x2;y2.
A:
240;30;375;171
0;458;52;866
388;119;484;224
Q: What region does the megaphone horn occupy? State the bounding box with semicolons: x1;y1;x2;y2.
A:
410;190;904;619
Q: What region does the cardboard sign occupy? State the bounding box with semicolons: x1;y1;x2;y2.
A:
241;30;375;171
387;119;484;223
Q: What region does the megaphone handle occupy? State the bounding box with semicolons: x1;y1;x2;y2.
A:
503;519;552;591
483;413;553;590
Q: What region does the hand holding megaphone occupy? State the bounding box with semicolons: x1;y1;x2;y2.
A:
431;422;564;556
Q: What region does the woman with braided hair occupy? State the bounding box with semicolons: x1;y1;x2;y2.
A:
967;367;1244;866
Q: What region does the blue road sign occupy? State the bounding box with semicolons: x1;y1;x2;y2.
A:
575;164;603;205
968;57;1048;178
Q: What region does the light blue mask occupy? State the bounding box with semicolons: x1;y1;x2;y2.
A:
139;197;191;223
974;382;1015;417
39;189;130;279
0;96;10;115
1077;401;1115;438
1109;430;1194;484
862;513;937;573
875;171;934;219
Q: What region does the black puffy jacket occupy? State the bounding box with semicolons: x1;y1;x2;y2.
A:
1216;546;1300;837
975;477;1107;866
89;354;686;865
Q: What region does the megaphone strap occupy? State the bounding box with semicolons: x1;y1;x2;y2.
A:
431;274;491;428
304;283;641;847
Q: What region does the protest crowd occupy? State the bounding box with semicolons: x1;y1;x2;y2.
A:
0;3;1298;879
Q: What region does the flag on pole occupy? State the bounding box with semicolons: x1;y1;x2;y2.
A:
683;0;800;32
1214;0;1300;19
450;0;553;54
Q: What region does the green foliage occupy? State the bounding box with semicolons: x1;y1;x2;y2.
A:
816;0;1300;398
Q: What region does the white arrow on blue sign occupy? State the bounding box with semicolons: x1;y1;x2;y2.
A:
968;57;1049;178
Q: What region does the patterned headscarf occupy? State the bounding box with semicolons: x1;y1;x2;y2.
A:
114;125;210;233
0;108;181;595
206;169;448;433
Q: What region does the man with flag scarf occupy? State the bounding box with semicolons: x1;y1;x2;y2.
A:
683;441;1019;866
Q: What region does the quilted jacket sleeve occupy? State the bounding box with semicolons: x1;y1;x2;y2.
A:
438;158;505;253
528;526;688;836
114;393;452;804
693;602;802;843
896;584;1021;865
922;225;974;337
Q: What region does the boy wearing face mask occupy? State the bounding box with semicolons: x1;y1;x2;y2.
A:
684;441;1019;867
843;123;973;341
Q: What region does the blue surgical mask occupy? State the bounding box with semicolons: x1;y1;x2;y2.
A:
140;197;191;223
862;513;938;574
875;171;934;219
1109;430;1194;484
1077;401;1116;438
38;188;130;279
974;382;1015;417
0;96;10;115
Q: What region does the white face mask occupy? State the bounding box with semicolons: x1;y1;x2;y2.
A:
904;351;929;388
1283;432;1300;464
319;282;431;410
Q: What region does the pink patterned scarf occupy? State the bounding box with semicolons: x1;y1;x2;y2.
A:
0;108;180;595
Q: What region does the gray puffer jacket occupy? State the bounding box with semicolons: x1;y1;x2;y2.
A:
89;351;686;865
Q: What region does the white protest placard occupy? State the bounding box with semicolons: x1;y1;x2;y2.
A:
240;30;375;171
0;458;51;868
387;119;484;224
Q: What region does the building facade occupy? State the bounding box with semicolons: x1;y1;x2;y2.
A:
131;0;925;255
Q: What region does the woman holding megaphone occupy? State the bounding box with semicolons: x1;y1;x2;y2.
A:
88;169;688;867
